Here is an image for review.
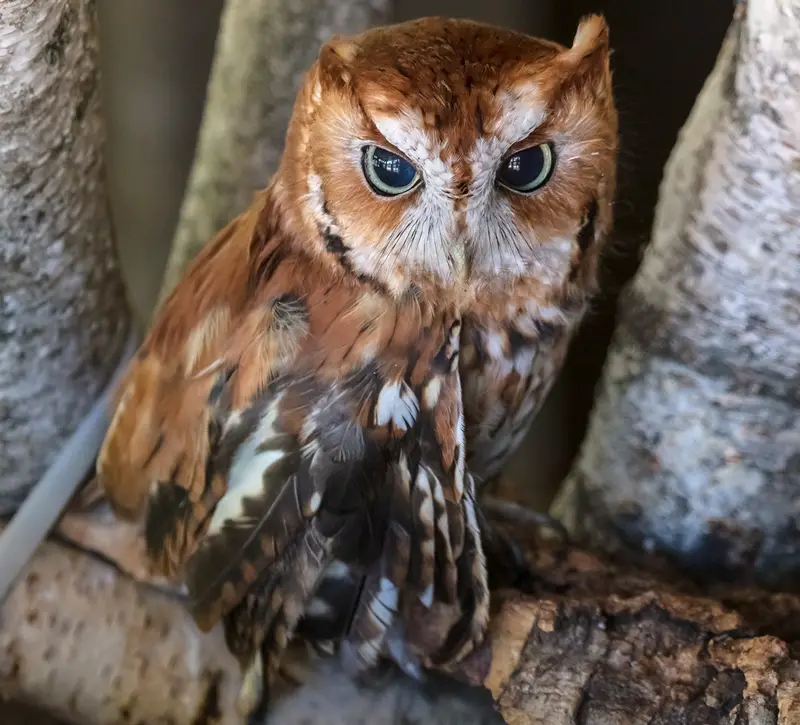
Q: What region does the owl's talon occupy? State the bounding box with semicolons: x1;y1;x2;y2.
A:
481;525;535;592
480;496;570;546
477;498;570;592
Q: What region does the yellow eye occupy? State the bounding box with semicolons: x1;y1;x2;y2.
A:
497;143;555;193
362;145;421;197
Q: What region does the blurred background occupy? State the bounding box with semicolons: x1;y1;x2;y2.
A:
96;0;733;513
6;1;734;722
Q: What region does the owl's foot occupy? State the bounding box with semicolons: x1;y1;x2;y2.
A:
480;496;569;544
478;497;569;592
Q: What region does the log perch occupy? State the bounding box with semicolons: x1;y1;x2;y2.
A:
486;592;800;725
5;518;800;725
483;545;800;725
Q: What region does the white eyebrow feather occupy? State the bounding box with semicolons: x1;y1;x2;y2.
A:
493;85;548;147
371;111;453;193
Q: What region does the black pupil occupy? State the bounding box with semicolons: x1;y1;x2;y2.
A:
501;145;547;188
370;147;416;189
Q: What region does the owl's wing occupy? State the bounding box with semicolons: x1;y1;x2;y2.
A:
455;313;576;597
97;194;265;575
98;194;487;687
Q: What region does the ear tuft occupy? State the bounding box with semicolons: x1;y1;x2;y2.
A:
318;36;360;88
569;14;610;61
326;38;360;63
560;14;612;97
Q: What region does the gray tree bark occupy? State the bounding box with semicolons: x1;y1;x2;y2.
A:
157;0;392;304
0;0;131;513
552;0;800;589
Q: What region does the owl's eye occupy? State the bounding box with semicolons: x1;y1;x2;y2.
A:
361;145;421;197
497;143;555;194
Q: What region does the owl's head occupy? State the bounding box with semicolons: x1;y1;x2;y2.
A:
278;16;618;303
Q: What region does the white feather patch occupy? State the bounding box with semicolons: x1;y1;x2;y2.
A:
484;330;507;359
322;559;352;582
423;376;443;410
305;596;335;619
184;306;230;375
373;577;400;626
420;583;434;608
453;376;467;500
494;86;547;145
375;380;419;431
208;395;285;533
415;465;435;529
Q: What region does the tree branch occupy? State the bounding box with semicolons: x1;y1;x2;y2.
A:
0;521;244;725
0;0;131;513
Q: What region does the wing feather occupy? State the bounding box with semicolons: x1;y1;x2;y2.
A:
97;198;267;572
184;394;319;629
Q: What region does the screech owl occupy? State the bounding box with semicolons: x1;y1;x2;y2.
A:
97;14;618;721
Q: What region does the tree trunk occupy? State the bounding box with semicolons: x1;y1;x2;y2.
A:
0;0;131;513
157;0;392;304
552;0;800;589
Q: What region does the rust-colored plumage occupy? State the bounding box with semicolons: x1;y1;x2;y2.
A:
97;14;617;718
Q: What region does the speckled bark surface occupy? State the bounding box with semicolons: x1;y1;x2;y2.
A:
0;0;130;513
0;522;243;725
7;523;800;725
157;0;392;303
552;0;800;588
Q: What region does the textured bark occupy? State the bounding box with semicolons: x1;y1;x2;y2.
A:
9;519;800;725
270;540;800;725
0;0;131;513
552;0;800;588
485;595;800;725
156;0;392;304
